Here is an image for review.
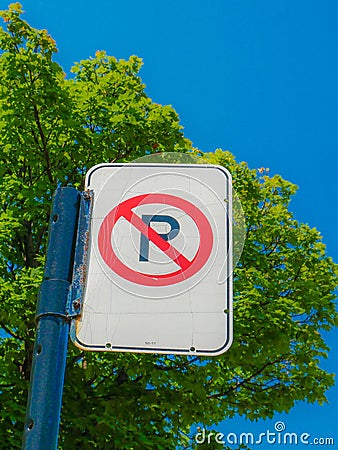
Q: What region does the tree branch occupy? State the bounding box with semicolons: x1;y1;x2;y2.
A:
207;356;287;399
154;357;200;371
32;103;54;184
0;322;23;341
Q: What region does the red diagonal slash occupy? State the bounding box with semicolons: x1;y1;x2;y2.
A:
121;206;191;271
98;193;213;286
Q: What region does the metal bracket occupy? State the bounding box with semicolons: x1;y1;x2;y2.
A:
66;190;93;318
36;279;71;322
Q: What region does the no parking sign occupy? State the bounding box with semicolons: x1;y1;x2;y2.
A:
73;163;233;355
98;193;213;286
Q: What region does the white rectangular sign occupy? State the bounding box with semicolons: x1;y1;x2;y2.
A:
72;163;232;355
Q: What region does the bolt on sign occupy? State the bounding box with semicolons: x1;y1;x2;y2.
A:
72;163;233;355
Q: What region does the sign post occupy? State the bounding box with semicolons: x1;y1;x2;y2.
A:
22;162;233;448
22;187;80;450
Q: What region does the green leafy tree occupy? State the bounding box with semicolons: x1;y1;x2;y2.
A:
0;4;337;449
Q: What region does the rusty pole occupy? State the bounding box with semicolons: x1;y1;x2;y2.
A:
22;187;80;450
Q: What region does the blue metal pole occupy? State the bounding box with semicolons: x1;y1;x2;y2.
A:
22;187;80;450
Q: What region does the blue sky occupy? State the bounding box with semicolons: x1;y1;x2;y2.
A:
10;0;338;446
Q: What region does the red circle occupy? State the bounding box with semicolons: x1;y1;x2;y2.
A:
97;193;213;286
